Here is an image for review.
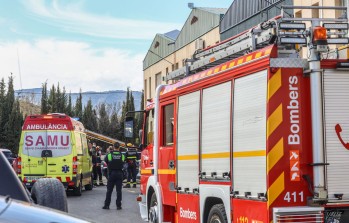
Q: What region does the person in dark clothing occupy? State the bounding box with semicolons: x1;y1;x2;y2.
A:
95;147;104;186
92;146;104;186
103;142;125;210
91;145;98;187
124;143;139;188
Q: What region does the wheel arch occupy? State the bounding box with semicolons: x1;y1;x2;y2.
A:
199;185;231;223
147;186;155;212
203;197;224;223
146;175;163;222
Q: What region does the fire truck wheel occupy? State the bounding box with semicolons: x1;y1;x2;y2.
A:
149;193;158;223
31;178;68;212
73;178;82;196
207;204;227;223
84;176;93;191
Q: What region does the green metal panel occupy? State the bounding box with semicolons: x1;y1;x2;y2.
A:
220;0;293;41
175;8;226;50
143;8;226;70
143;33;176;70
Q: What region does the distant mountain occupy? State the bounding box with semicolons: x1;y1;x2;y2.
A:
15;88;142;112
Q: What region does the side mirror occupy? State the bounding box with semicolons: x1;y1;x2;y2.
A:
138;144;145;151
124;117;134;138
139;129;143;144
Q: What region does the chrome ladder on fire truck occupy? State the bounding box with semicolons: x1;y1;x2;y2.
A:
166;5;348;82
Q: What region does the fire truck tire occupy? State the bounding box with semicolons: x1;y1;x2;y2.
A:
207;204;227;223
149;193;159;223
31;178;68;212
73;178;82;196
84;176;93;191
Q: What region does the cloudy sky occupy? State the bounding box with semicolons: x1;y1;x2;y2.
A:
0;0;231;92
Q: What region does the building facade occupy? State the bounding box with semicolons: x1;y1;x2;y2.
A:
142;0;348;133
143;6;226;132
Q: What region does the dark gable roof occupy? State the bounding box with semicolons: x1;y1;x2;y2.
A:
163;30;180;40
196;7;227;15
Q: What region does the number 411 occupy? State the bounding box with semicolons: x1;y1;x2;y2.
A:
284;191;304;203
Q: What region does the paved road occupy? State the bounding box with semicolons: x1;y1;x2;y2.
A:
67;183;143;223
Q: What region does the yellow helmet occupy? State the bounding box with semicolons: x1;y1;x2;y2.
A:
127;143;133;147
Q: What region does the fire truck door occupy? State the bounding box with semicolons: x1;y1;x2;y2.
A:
159;101;176;206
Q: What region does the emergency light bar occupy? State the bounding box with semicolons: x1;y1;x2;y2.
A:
323;23;348;30
279;22;306;30
280;37;307;44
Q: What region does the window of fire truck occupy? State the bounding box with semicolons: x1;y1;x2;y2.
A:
163;104;174;146
144;110;154;145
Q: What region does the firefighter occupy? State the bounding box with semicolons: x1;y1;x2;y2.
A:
123;143;139;188
102;142;125;210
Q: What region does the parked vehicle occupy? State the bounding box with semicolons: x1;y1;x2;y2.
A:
18;113;93;196
128;5;349;223
0;151;89;222
0;148;15;165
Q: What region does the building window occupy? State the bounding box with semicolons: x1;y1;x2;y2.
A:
144;79;147;100
295;10;302;18
154;41;159;49
162;104;174;146
175;62;179;69
191;16;198;25
149;77;152;98
165;67;169;84
155;72;162;87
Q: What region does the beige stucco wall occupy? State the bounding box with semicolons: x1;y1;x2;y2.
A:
143;27;220;102
143;27;220;134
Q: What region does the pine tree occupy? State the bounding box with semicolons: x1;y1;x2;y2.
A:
56;83;62;112
0;78;6;146
82;99;98;131
66;92;73;116
5;100;23;153
119;88;136;143
97;103;110;135
109;106;119;139
15;100;24;152
119;101;127;142
48;84;56;112
41;82;49;114
74;89;83;120
61;87;67;113
1;75;15;147
129;91;135;114
135;90;144;145
6;75;15;115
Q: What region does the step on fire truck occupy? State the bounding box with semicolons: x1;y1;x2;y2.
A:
126;5;349;223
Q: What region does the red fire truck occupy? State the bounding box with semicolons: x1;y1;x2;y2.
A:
127;5;349;223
